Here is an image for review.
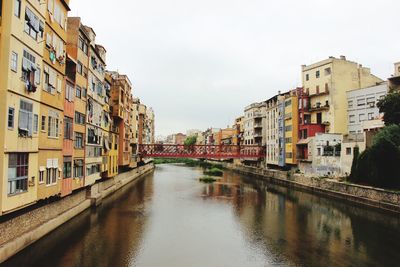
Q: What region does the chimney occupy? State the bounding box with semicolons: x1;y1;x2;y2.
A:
340;55;346;60
278;90;281;95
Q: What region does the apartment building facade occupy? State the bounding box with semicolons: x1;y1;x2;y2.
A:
37;0;70;200
84;26;106;186
347;83;388;134
66;17;89;191
244;102;266;146
0;0;47;214
265;96;279;166
297;56;383;163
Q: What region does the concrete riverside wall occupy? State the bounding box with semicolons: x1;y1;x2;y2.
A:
223;163;400;214
0;164;154;264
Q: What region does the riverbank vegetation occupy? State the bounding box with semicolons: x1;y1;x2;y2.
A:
204;168;224;176
199;176;218;183
349;92;400;189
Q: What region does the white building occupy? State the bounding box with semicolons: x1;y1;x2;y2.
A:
244;102;266;146
347;83;388;134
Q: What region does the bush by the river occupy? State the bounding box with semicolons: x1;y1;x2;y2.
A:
349;125;400;189
199;176;217;183
204;167;224;177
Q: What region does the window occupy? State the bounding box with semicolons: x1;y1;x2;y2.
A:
64;117;73;140
22;50;38;90
11;52;18;72
48;111;59;138
44;66;57;94
82;87;87;98
368;113;374;120
41;116;46;132
366;97;375;106
316;70;320;78
348;100;353;109
76;86;82;99
14;0;21;17
8;153;29;195
316;85;320;94
77;61;83;75
39;170;44;184
63;160;72;179
346;147;352;155
349;115;355;123
74;160;84;178
305;74;309;81
19;100;33;137
78;37;88;55
24;8;44;40
75;112;85;125
317;148;321;156
357;98;365;106
8;107;15;129
33;114;38;134
83;67;88;78
359;114;366;122
324;67;331;76
75;132;84;149
46;168;57;185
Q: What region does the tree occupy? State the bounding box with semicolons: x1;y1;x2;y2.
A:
184;136;197;146
377;92;400;125
349;125;400;188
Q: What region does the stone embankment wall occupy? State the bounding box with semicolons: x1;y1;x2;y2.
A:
0;164;154;263
224;163;400;214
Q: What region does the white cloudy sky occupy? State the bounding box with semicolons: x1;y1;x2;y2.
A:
70;0;399;136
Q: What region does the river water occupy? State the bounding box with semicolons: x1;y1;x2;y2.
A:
3;164;400;267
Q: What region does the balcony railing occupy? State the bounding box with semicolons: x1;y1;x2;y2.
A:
309;103;330;112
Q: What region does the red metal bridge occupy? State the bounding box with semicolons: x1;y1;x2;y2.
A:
138;144;265;159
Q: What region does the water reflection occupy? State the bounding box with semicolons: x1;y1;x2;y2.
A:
4;164;400;267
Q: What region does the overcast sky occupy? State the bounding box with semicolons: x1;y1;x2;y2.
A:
70;0;399;136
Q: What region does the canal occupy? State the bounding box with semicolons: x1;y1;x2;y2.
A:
3;164;400;267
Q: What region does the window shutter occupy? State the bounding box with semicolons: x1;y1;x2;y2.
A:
19;110;28;130
28;113;33;136
57;78;62;93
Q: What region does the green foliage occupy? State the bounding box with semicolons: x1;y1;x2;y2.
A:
377;92;400;125
204;168;224;177
349;126;400;188
184;136;197;146
199;176;217;183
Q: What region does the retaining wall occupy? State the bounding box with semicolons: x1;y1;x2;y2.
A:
224;163;400;214
0;164;154;263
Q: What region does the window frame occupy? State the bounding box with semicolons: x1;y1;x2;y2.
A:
8;107;15;129
8;153;29;195
11;52;18;72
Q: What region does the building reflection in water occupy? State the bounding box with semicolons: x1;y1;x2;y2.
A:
201;170;400;267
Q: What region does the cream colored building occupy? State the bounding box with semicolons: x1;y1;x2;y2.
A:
244;102;266;146
84;26;106;186
302;56;383;135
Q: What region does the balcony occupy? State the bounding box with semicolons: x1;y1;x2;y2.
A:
253;122;263;129
253;112;263;118
309;103;330;112
309;88;329;97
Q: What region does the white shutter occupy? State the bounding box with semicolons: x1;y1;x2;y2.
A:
57;78;62;93
48;0;54;13
28;113;33;136
46;33;52;47
47;159;53;168
19;110;28;130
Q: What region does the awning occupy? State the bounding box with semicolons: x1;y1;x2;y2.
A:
297;138;312;145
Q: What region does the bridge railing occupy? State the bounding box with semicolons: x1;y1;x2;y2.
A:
138;144;265;159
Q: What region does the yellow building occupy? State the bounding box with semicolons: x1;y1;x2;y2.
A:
37;0;70;200
103;74;118;178
284;93;299;165
66;17;90;191
0;0;47;214
302;56;383;134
